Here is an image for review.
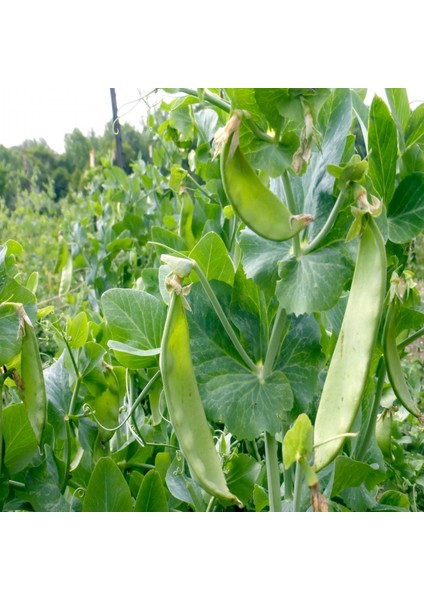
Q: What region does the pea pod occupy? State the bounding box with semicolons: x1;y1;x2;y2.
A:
375;409;393;461
313;217;386;472
382;298;423;420
220;122;312;242
160;280;240;506
19;306;47;445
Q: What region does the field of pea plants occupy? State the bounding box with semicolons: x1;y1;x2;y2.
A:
1;88;424;512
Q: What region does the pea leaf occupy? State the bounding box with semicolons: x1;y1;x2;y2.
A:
331;456;380;497
3;403;39;474
276;245;353;315
68;311;89;349
83;457;133;512
189;231;235;286
0;303;22;364
387;173;424;243
385;88;410;135
102;289;166;368
283;414;314;469
45;353;72;440
238;228;291;294
226;454;261;506
188;284;293;440
134;469;168;512
405;103;424;148
25;445;69;512
303;89;353;240
277;315;323;416
368;96;398;204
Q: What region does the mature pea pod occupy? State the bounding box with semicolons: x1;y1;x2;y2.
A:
375;409;393;461
313;217;386;472
382;298;422;420
220;130;311;242
160;285;240;505
19;306;47;445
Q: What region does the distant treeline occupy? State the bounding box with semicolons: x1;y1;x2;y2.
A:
0;119;157;205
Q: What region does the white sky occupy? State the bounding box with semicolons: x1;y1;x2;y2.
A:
1;87;423;155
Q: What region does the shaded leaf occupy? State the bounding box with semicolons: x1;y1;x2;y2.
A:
387;173;424;243
83;457;133;512
368;96;398;204
3;403;39;474
134;469;168;512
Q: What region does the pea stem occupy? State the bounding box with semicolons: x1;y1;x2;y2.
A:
293;460;303;512
303;190;346;255
262;307;287;379
61;375;82;493
282;171;301;259
177;88;231;113
397;326;424;352
193;264;258;374
264;432;282;512
355;360;386;461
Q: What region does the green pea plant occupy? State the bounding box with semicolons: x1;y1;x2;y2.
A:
1;88;424;512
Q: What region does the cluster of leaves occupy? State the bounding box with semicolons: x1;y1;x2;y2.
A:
0;88;424;511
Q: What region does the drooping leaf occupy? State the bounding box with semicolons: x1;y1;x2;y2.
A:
368;96;398;204
83;457;133;512
387;173;424;243
134;469;168;512
276;245;353;315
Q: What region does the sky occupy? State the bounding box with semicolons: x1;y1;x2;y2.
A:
1;86;423;155
0;87;168;153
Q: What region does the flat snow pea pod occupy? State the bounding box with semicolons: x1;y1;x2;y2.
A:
382;298;423;420
220;128;312;242
19;306;47;445
160;280;241;506
375;409;393;461
0;373;3;473
313;217;386;472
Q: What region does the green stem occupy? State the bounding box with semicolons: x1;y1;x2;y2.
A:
281;421;293;501
262;307;287;379
398;326;424;351
61;375;81;493
293;460;303;512
193;264;258;373
355;361;386;461
264;432;282;512
177;88;231;113
186;174;219;204
8;480;25;490
282;171;301;258
303;190;346;255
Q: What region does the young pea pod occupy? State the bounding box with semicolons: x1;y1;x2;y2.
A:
219;120;312;242
313;217;386;472
19;306;48;445
375;409;393;461
160;281;241;506
382;298;423;420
